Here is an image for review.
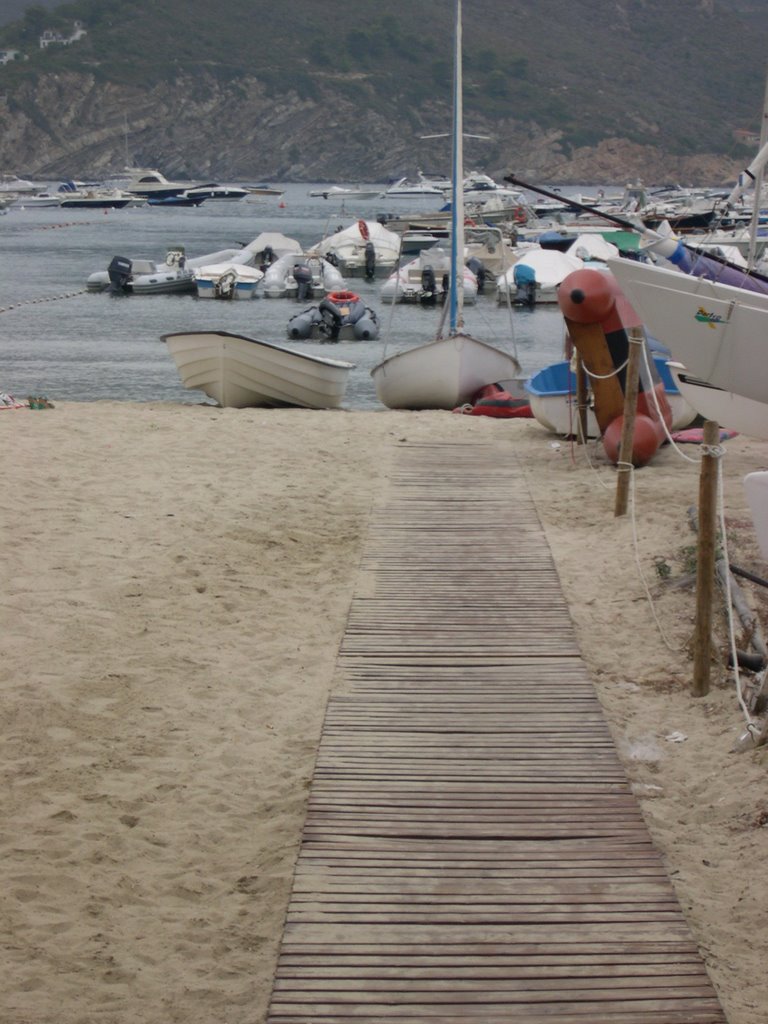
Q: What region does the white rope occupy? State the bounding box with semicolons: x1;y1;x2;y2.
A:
715;456;759;734
581;357;629;380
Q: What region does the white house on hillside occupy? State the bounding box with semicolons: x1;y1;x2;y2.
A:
39;21;87;48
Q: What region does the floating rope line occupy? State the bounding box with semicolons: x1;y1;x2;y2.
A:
0;289;88;314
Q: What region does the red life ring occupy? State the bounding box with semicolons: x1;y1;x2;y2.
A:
513;206;527;224
358;219;370;241
464;217;477;227
327;290;360;304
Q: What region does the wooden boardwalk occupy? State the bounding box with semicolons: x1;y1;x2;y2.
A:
266;442;727;1023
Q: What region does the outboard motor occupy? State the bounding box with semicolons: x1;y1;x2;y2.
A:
107;255;133;294
364;241;376;280
467;256;486;294
513;263;537;308
293;263;313;301
318;297;343;341
420;266;437;305
325;251;340;268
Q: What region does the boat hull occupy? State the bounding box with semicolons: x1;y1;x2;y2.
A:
163;331;355;409
668;361;768;439
371;333;521;410
608;256;768;406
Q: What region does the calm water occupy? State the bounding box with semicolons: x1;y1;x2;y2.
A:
0;183;568;408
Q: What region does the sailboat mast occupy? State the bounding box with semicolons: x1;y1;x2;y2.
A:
449;0;464;333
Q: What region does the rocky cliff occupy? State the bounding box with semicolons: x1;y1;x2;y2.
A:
0;70;746;187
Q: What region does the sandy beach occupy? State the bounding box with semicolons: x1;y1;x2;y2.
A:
1;401;767;1024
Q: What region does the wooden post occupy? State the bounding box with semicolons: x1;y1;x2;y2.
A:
613;327;644;517
575;352;589;444
692;419;721;697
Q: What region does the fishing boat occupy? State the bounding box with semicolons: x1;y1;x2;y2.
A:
370;0;520;410
162;330;355;409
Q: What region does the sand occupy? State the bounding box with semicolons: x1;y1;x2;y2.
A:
1;401;767;1024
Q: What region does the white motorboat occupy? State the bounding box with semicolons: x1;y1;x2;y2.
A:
309;184;384;200
244;183;284;197
124;168;245;203
12;191;62;208
371;1;521;410
162;330;355;409
379;246;479;305
262;252;346;299
315;219;401;278
57;182;138;208
667;361;768;439
384;177;447;199
607;255;768;407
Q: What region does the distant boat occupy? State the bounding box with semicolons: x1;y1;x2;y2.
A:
370;0;521;409
56;181;137;208
124;168;246;203
384;174;447;198
244;183;285;198
309;185;384;200
162;330;356;409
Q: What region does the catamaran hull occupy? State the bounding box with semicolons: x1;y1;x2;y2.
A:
371;333;521;410
608;256;768;406
163;331;355;409
668;361;768;439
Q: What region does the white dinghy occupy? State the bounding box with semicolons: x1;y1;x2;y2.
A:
162;331;355;409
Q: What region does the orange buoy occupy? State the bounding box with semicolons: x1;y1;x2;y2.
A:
602;413;663;468
327;290;360;304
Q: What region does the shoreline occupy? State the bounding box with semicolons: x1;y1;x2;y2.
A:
2;403;767;1023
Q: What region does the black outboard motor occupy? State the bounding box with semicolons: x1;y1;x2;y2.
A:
293;263;313;301
318;298;343;341
364;241;376;280
107;255;133;294
420;266;437;305
467;256;486;294
259;245;276;273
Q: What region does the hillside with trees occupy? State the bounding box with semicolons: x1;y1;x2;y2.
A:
1;0;767;184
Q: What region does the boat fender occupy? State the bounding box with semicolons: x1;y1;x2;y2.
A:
358;219;370;241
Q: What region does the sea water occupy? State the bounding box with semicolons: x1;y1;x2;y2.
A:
0;183;570;409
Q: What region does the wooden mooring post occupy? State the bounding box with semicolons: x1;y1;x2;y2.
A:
692;419;722;697
613;327;643;517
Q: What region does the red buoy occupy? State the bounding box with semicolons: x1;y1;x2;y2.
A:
602;413;662;468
